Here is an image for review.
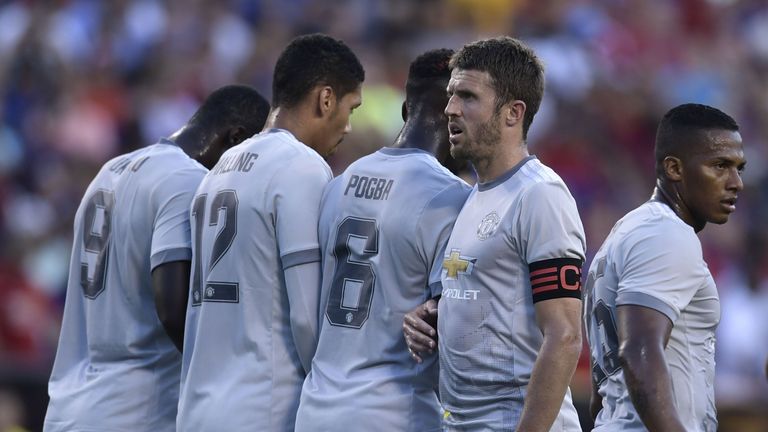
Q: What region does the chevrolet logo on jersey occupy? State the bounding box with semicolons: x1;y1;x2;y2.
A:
442;249;476;279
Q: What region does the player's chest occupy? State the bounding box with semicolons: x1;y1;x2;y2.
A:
443;194;522;280
684;271;720;331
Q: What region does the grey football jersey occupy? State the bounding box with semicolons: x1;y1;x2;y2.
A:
294;148;471;432
584;200;719;432
177;129;332;432
44;141;206;432
438;156;585;431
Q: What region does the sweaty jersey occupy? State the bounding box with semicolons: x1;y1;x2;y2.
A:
295;147;471;432
438;156;585;431
584;200;719;432
45;141;206;432
177;129;331;432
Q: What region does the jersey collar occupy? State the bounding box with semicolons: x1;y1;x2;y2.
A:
158;137;178;147
377;147;432;157
477;155;537;191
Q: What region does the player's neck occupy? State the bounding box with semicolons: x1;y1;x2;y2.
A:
171;125;206;157
266;107;313;147
474;142;529;184
393;119;442;154
652;181;704;232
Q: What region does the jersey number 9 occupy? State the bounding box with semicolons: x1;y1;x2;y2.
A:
80;189;115;299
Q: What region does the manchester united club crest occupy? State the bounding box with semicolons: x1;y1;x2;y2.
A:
477;211;501;241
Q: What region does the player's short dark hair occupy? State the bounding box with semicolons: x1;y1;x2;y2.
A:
272;33;365;108
655;103;740;176
450;36;544;141
189;85;270;138
405;48;453;111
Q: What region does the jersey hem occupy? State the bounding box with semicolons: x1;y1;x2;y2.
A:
150;247;192;270
428;281;443;298
616;291;679;322
281;248;321;269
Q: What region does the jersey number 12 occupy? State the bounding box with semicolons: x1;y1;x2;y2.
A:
190;190;239;306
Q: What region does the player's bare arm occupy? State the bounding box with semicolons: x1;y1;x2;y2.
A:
152;260;191;352
617;304;686;432
403;297;439;363
516;297;582;432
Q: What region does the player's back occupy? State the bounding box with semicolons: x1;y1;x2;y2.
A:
584;200;719;432
295;147;470;432
45;141;206;432
178;129;332;432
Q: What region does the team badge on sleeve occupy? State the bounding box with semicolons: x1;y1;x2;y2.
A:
528;258;583;303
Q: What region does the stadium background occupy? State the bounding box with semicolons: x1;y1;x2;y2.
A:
0;0;766;430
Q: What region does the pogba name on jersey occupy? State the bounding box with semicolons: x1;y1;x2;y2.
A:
343;175;394;201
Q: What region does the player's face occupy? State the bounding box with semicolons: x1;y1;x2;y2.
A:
320;86;362;158
444;69;502;162
679;129;745;227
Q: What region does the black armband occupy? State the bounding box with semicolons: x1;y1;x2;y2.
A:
528;257;583;303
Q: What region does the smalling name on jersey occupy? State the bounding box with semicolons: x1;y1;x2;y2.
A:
211;152;258;175
344;175;394;201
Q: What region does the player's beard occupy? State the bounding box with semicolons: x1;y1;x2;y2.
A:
450;111;501;166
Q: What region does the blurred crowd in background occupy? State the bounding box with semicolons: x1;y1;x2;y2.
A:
0;0;767;430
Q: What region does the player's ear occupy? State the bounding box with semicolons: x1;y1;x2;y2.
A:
662;156;683;182
316;86;335;118
402;102;408;122
503;100;526;128
227;125;247;148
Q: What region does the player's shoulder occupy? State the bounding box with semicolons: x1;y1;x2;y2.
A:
270;129;331;172
517;157;569;190
110;142;205;206
91;142;187;185
506;158;576;208
612;201;700;253
145;141;206;181
229;129;332;182
380;147;470;192
97;145;152;175
253;129;322;159
483;156;567;198
622;201;693;236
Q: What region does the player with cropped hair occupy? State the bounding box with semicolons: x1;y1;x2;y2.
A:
404;37;585;431
176;33;364;432
584;103;746;432
294;48;470;432
43;85;270;432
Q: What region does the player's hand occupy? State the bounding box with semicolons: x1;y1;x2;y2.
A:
403;298;439;363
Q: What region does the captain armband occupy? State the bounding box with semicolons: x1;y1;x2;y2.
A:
528;258;583;303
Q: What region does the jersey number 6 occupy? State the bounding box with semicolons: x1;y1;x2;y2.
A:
325;217;379;329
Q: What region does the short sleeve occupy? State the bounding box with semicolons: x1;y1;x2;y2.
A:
149;166;206;270
615;222;706;323
273;155;333;270
316;176;342;257
517;181;586;264
418;182;471;298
